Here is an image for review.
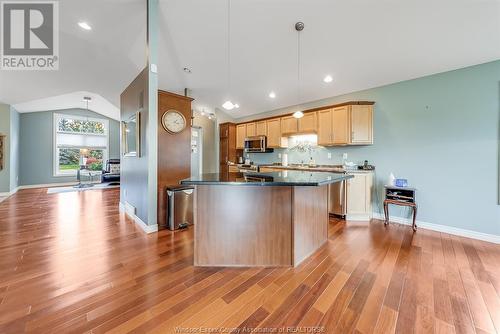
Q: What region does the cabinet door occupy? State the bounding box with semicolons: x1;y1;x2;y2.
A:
317;109;333;146
346;173;373;218
332;106;350;145
350;105;373;144
256;121;267;136
236;124;246;149
281;116;298;135
246;123;256;137
219;123;229;139
219;138;228;164
298;112;317;133
266;118;281;148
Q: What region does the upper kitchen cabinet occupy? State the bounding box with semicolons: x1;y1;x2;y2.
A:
350;105;373;145
236;124;246;149
281;112;317;135
256;120;267;136
246;122;256;137
281;116;298;135
298;112;317;133
332;106;350;145
266;118;287;148
318;109;333;145
317;104;373;146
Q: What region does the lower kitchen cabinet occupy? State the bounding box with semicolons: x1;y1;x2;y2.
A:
346;172;373;221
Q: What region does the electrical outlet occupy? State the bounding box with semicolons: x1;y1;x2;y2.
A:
278;153;282;159
246;154;250;158
342;153;348;160
327;153;332;159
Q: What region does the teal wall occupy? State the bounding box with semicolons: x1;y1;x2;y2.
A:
19;108;120;186
243;60;500;236
9;107;19;191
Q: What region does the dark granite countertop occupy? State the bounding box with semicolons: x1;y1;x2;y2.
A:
181;171;352;186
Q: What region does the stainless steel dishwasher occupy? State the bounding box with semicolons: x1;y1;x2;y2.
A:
328;175;347;217
166;185;194;230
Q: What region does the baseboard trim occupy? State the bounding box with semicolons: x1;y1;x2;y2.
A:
21;182;78;189
119;201;158;234
345;213;371;221
371;212;500;244
0;186;19;197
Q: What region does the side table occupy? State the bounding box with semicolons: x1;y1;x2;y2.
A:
383;185;417;231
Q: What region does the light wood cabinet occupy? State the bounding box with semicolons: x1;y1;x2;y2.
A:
332;106;350;145
350;105;373;145
266;118;281;148
233;102;373;148
228;165;239;173
298;112;317;133
256;121;267;136
259;167;283;173
346;172;373;221
281;116;298;135
236;124;246;149
246;122;256;137
317;109;333;146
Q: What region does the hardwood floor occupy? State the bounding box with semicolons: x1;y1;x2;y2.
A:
1;188;500;333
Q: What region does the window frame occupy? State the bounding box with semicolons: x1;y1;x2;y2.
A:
53;113;110;177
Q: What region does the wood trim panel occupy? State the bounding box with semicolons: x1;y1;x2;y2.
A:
194;185;293;266
292;185;329;266
157;91;193;229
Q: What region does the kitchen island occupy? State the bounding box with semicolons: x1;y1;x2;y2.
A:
181;171;352;267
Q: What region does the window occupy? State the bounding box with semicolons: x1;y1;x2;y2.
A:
54;113;109;176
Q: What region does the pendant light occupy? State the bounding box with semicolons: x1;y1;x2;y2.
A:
293;22;304;119
292;22;305;119
222;0;239;111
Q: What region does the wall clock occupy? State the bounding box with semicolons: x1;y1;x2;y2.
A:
161;110;186;134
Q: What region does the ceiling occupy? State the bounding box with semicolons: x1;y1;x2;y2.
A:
1;0;500;119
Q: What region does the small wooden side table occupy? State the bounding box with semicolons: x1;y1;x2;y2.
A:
383;185;417;231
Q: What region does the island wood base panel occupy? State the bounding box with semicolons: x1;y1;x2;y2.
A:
194;185;328;267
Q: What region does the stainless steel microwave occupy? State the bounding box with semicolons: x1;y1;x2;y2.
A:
244;136;274;153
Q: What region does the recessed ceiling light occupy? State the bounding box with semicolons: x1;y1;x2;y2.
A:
183;67;191;74
323;75;333;83
293;111;304;119
223;100;239;110
78;22;92;31
269;91;276;99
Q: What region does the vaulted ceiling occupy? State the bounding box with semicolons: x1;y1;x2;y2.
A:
1;0;499;119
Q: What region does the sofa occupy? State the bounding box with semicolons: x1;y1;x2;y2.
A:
101;159;120;184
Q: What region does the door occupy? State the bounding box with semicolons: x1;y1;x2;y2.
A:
281;116;298;135
256;121;267;136
266;118;281;148
236;124;246;149
298;112;317;133
246;123;256;137
332;106;350;145
350;105;373;144
318;109;333;145
191;127;203;176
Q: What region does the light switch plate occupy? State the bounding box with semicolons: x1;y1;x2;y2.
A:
327;153;332;159
278;153;282;158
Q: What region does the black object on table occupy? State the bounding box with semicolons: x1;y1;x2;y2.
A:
383;185;417;231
